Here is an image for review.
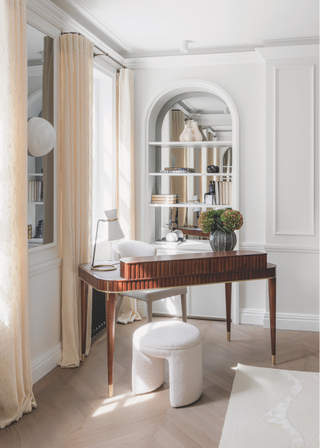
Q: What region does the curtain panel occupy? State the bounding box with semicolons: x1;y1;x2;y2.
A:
0;0;36;429
116;68;141;324
59;34;93;367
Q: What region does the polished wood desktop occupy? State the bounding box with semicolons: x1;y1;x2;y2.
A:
79;250;276;397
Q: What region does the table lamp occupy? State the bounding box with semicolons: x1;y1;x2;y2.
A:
91;209;124;271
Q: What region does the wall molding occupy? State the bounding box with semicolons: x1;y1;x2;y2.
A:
264;244;319;254
31;342;61;384
273;64;315;236
28;257;62;277
126;51;262;69
263;312;319;332
240;308;265;326
256;44;319;60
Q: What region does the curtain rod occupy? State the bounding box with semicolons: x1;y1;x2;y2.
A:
61;32;127;69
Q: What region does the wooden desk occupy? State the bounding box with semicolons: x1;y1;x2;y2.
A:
79;250;276;397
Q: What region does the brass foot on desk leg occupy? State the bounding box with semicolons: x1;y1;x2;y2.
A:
109;385;113;397
272;355;276;366
81;354;85;364
227;332;231;341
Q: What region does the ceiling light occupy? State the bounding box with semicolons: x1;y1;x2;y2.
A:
180;40;189;53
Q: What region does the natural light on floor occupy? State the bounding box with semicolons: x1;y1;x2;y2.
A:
92;391;156;417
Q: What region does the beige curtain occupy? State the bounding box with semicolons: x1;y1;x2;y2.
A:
116;68;141;324
59;34;93;367
170;111;187;226
42;36;54;244
0;0;36;429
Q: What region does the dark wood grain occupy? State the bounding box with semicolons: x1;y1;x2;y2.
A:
268;276;277;365
81;280;88;363
120;250;267;280
225;283;232;340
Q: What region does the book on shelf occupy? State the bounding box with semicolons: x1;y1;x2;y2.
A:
151;194;180;204
28;180;43;202
161;167;195;173
214;181;232;206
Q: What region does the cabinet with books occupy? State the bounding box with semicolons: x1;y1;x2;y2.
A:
148;141;234;242
28;156;44;244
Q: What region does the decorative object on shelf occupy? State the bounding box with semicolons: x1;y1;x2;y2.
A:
165;231;179;242
91;209;124;271
184;120;193;142
27;117;56;157
207;164;219;173
204;180;215;205
34;219;44;238
28;225;32;239
191;121;203;141
198;125;207;141
179;123;188;142
151;194;180;204
198;208;244;252
173;229;184;239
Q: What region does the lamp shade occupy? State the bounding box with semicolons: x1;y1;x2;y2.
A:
105;209;125;241
28;117;56;157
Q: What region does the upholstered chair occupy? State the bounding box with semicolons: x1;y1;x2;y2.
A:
112;240;187;323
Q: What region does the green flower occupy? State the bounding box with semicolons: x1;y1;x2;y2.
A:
198;208;243;233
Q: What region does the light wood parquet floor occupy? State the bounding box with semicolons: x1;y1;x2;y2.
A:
0;317;319;448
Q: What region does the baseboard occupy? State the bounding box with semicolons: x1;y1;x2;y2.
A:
31;342;61;384
239;308;265;325
263;312;319;332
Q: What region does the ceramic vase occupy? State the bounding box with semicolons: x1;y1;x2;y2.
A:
179;124;188;142
184;120;194;142
192;121;203;141
209;230;237;252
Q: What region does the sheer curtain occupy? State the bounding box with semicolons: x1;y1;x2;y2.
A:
58;34;93;367
0;0;36;428
116;68;141;324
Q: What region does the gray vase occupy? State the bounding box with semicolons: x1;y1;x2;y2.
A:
209;230;237;252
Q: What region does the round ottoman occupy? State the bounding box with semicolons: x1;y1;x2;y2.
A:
132;321;202;407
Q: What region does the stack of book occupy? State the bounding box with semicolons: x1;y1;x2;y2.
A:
214;181;232;205
28;180;43;202
160;167;195;173
151;194;180;204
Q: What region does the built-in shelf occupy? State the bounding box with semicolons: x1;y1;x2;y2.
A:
28;173;43;176
149;172;232;177
149;203;230;208
28;202;43;205
149;141;232;148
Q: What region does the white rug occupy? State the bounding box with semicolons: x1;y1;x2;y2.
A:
219;364;319;448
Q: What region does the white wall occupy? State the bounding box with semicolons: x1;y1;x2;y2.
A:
131;49;319;331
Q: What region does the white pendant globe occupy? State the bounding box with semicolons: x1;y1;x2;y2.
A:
28;117;56;157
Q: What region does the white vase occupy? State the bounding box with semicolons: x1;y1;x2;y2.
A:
192;121;203;141
184;121;194;142
179;124;188;142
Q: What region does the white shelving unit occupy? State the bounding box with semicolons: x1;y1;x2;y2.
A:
148;140;233;242
28;156;44;243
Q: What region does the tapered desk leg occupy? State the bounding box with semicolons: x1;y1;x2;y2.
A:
225;283;232;341
106;292;117;397
268;277;276;366
81;280;88;364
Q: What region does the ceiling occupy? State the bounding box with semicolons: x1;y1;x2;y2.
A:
50;0;319;58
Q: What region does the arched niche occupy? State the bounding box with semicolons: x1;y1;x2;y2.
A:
141;79;240;244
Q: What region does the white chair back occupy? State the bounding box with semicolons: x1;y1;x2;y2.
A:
112;240;156;261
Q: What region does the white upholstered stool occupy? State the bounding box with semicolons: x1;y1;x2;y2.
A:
132;321;202;407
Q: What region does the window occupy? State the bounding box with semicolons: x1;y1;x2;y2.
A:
92;65;116;260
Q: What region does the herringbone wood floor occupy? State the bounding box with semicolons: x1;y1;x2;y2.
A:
1;318;319;448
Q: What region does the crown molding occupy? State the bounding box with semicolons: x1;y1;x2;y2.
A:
27;0;125;68
256;44;319;61
125;51;263;70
